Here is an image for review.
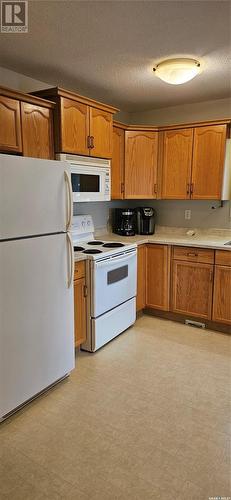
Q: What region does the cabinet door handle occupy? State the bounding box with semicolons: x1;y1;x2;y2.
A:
186;183;190;195
87;135;91;149
187;252;198;257
154;183;158;194
90;136;94;149
190;183;194;195
121;182;125;194
209;270;213;282
83;285;88;297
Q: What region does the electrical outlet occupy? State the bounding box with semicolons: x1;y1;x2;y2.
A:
185;209;191;220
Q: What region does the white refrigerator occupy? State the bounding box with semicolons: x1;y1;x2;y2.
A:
0;154;75;421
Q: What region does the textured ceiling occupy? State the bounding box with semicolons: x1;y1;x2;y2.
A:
0;0;231;112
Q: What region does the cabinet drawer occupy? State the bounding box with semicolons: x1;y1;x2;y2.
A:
173;246;214;264
215;250;231;267
74;260;85;280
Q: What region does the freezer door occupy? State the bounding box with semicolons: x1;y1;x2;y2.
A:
0;233;75;419
0;154;72;240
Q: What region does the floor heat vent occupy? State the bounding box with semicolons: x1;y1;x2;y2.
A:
185;319;206;329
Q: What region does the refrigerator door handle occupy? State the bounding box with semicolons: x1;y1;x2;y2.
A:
64;171;73;231
67;232;74;288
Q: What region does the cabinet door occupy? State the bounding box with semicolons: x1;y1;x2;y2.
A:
212;265;231;324
136;245;147;311
74;277;87;347
161;128;193;199
112;126;125;199
21;103;54;159
60;97;89;155
171;261;213;319
146;245;170;310
0;95;22;153
89;107;113;158
125;131;158;199
191;125;227;199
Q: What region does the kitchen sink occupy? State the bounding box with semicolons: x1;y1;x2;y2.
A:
224;241;231;246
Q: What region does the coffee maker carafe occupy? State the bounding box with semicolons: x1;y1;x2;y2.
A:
136;207;156;235
113;208;136;236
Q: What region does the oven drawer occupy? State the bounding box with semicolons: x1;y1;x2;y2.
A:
91;249;137;318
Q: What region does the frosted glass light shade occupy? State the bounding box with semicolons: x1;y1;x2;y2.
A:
153;58;201;85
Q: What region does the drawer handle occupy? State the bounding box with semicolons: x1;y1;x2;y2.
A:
187;252;198;257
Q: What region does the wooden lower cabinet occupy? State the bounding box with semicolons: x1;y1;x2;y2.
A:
74;262;87;347
212;265;231;325
146;245;170;311
171;260;213;319
136;245;147;311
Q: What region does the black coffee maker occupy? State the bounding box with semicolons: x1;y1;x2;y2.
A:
113;208;136;236
136;207;156;235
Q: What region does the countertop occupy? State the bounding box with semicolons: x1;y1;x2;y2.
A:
74;226;231;261
97;226;231;251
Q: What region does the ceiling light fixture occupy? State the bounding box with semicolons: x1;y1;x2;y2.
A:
153;58;201;85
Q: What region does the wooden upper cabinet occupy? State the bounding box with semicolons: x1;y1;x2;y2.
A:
191;124;227;199
31;88;118;158
136;245;147;311
60;97;89;155
89;107;112;159
0;95;22;153
112;125;125;199
146;244;170;311
212;265;231;325
171;260;213;319
125;131;158;199
21;103;54;159
161;128;193;199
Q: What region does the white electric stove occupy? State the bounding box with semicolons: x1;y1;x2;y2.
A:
71;215;137;352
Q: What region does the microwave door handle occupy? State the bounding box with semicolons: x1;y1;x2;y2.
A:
95;251;136;268
64;170;73;231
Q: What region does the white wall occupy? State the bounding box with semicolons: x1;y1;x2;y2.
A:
129;97;231;126
0;66;50;92
74;199;231;230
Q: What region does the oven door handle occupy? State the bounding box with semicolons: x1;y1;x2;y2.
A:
94;250;137;268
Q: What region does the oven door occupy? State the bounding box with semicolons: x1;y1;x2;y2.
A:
91;249;137;318
70;165;110;202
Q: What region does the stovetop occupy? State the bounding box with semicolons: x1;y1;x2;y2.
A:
71;215;136;260
73;239;136;260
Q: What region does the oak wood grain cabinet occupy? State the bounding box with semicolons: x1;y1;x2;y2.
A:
160;128;193;199
32;87;118;159
212;250;231;325
0;95;22;153
60;97;89;155
136;245;147;311
146;244;170;311
125;130;158;199
89;107;113;158
0;86;55;159
21;103;54;159
191;124;227;199
74;261;87;347
112;123;125;199
171;247;214;319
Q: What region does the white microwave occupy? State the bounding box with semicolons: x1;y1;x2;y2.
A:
57;154;111;202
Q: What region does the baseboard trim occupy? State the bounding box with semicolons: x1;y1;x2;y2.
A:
143;308;231;335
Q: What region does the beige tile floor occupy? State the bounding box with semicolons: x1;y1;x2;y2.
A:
0;315;231;500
